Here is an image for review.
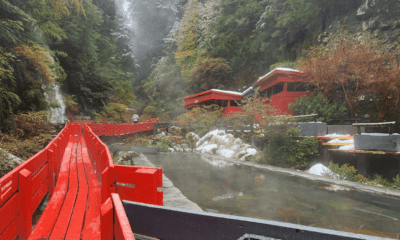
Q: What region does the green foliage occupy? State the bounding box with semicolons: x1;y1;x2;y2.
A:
228;92;318;167
0;111;52;161
143;52;188;120
328;162;400;189
290;137;319;167
269;61;297;70
289;92;349;123
190;54;232;90
264;136;318;167
143;106;156;115
64;94;80;114
327;162;367;182
95;102;128;123
393;175;400;189
174;0;202;79
160;140;172;152
177;105;223;137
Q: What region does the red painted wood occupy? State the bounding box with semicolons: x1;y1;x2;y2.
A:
81;140;100;189
81;136;101;239
115;185;135;202
30;179;48;219
18;168;32;240
0;192;18;235
134;168;158;205
65;140;89;240
28;136;74;240
101;167;109;203
50;138;79;239
183;89;242;107
101;197;113;240
0;215;18;240
82;188;101;239
48;148;55;197
111;193;135;240
0;172;18;207
0;122;165;239
31;163;48;197
114;165;137;184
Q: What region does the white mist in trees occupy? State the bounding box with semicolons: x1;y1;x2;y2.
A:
124;0;184;84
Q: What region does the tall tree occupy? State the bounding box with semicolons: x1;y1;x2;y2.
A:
298;39;400;121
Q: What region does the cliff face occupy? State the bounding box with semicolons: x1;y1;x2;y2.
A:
317;0;400;57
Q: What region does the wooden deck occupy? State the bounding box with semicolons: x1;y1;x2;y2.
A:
28;135;101;239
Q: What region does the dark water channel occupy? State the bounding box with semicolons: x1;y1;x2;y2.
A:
145;152;400;239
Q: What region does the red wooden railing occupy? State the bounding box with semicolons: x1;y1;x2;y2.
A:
0;119;162;240
0;124;81;239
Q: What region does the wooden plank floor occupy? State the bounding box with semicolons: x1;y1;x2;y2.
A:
29;135;101;240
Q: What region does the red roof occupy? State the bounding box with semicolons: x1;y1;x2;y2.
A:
183;89;243;109
256;68;310;92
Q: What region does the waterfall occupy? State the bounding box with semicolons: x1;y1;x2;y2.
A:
45;84;67;124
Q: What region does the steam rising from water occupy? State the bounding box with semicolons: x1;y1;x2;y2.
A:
115;0;185;80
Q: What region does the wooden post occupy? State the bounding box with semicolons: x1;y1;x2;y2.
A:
18;169;32;240
102;167;109;204
101;197;113;240
48;148;55;198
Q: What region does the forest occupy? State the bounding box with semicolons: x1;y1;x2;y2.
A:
1;0;400;129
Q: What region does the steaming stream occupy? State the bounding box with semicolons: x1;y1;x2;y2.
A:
144;152;400;238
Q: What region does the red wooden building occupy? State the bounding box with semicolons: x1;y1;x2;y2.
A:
183;68;312;115
183;89;244;115
256;67;312;115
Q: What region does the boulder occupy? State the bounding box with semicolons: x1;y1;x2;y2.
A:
0;148;23;165
308;163;335;177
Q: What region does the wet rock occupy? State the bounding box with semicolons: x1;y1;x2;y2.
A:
194;130;258;160
357;0;376;19
169;126;181;135
0;148;23;165
380;22;390;30
362;21;369;31
392;20;400;29
308;163;335;177
369;19;377;30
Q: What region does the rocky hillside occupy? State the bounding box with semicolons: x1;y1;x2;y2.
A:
318;0;400;56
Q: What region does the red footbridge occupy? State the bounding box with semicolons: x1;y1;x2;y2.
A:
0;119;162;240
0;119;390;240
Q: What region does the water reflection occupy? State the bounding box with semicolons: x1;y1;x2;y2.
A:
145;152;400;238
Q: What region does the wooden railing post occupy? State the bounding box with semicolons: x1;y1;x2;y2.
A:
101;167;109;204
18;169;32;240
101;198;113;240
48;147;55;198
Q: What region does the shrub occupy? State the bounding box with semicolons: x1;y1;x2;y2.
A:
95;102;128;123
289;137;319;167
160;140;172;152
289;92;348;123
327;162;367;182
265;135;319;168
176;104;223;137
393;175;400;189
64;94;79;113
0;111;53;176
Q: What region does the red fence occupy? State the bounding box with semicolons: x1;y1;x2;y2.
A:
83;120;163;239
87;120;156;136
1;119;162;239
0;124;81;239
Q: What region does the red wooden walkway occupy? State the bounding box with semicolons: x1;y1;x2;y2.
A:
0;120;163;240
